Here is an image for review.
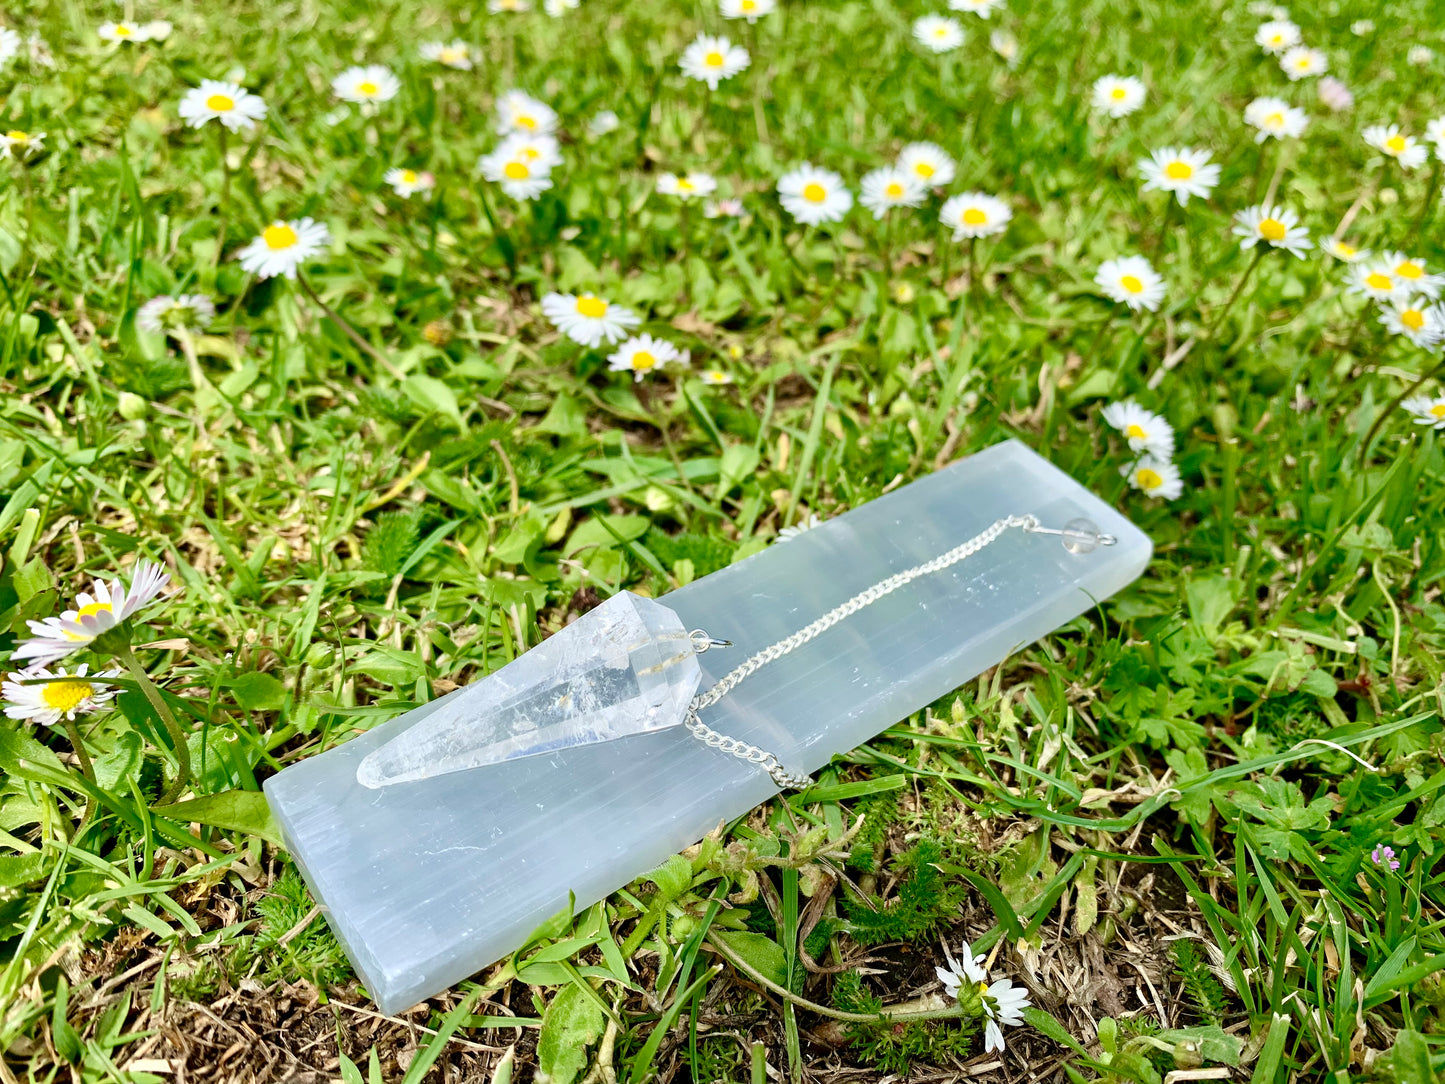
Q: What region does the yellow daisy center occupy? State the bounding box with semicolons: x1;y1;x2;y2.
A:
358;81;379;96
516;114;537;130
1402;309;1425;331
41;680;95;713
915;162;936;179
576;296;608;318
1430;403;1445;418
1120;275;1144;294
504;160;531;179
63;601;113;641
1397;262;1423;279
1336;242;1356;256
742;0;757;9
1111;87;1127;100
1136;468;1163;489
1266;112;1284;127
442;48;464;62
802;182;827;203
677;178;695;191
1366;272;1394;291
934;27;948;37
6;130;29;143
115;25;134;37
402;169;417;183
1296;57;1311;69
705;370;726;381
1269;34;1283;45
976;981;990;995
263;224;298;250
1165;161;1193;180
1259;218;1288;242
705;51;725;67
1386;135;1407;153
885;182;904;198
207;94;236;112
1125;423;1148;439
963;208;987;225
632;351;657;370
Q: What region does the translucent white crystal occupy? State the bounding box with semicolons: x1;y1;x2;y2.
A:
356;591;701;787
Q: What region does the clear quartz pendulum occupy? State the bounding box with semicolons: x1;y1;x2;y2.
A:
358;513;1116;791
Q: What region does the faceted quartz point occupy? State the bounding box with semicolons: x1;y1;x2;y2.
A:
356;591;702;788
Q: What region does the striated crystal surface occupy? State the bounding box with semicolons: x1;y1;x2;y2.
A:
357;591;700;787
265;439;1154;1014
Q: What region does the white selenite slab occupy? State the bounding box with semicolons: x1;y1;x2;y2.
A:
264;440;1152;1013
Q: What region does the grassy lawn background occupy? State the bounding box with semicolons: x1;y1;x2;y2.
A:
0;0;1442;1080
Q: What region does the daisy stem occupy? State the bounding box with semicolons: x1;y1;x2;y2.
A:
215;124;231;267
705;931;973;1025
1206;248;1265;342
18;164;35;273
1359;356;1445;463
296;272;407;381
115;643;191;800
1411;160;1441;240
60;717;96;784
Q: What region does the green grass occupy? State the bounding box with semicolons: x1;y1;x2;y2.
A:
1;0;1444;1080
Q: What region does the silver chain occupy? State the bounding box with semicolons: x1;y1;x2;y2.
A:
685;514;1115;790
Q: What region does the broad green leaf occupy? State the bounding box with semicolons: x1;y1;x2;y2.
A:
152;790;283;845
715;931;789;988
535;982;606;1084
225;672;287;712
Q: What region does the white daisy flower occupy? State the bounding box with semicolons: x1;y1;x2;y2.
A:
949;0;1003;17
143;21;173;42
0;129;45;159
544;0;581;16
1425;117;1445;156
939;191;1012;239
720;0;775;22
859;167;927;219
478;146;553;201
494;90;558;135
1232;204;1311;258
777;513;822;542
1095;256;1166;313
1402;394;1445;429
1121;455;1183;500
935;941;988;997
912;15;964;53
496;131;563;171
0;27;21;65
1363;124;1429;170
540;292;641;349
1102;400;1175;458
776;164;853;226
1322;238;1368;263
1409;45;1435;67
489;0;532;11
1255;19;1300;55
384;167;435;198
1350;19;1375;36
1317;77;1353;113
3;664;120;727
979;977;1031;1054
699;369;734;385
332;65;401;106
137;294;216;334
178;80;269;131
1280;46;1327;80
1091;75;1146;118
657;172;718;199
1138;147;1221;206
98;21;152;43
990;29;1019;65
897;142;956;188
1379;298;1445;348
1379;252;1445;299
420;41;473;70
704;198;746;219
1350;263;1402;302
589;110;620;136
13;561;173;667
235;218;331;280
679;34;750;90
607;334;687;381
1243;96;1307;142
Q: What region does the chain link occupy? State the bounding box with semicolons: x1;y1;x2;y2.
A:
685;514;1052;790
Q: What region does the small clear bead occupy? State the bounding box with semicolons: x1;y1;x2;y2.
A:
1060;517;1102;554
